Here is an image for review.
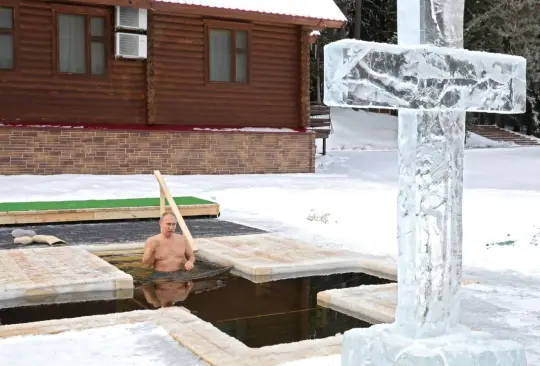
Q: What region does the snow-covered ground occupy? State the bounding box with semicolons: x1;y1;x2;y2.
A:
315;108;516;153
0;322;205;366
0;107;539;364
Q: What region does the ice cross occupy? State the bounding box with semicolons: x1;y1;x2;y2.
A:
324;0;527;340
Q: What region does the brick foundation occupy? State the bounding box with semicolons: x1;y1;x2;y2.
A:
0;126;316;175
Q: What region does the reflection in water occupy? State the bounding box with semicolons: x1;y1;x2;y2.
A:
141;281;194;308
106;251;233;309
139;278;230;308
100;251;233;286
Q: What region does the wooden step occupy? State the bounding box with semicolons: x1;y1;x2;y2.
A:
469;126;539;146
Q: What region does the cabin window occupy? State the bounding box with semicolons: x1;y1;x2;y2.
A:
208;28;249;83
56;10;107;75
0;6;14;70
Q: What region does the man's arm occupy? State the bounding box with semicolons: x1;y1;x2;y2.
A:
184;236;195;270
141;238;157;268
185;236;195;263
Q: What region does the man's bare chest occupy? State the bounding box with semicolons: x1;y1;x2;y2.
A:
155;239;186;260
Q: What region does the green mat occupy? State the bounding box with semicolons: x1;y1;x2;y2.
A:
0;196;216;212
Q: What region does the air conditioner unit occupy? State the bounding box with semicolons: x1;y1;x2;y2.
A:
115;33;147;59
115;6;147;31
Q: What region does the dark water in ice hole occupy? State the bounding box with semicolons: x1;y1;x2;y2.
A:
0;252;392;348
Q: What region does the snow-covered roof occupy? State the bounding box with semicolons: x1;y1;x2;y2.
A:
155;0;347;23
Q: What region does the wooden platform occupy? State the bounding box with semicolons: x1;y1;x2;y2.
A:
0;197;220;225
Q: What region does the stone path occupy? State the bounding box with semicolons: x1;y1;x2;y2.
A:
0;307;342;366
317;283;397;325
0;247;133;309
317;280;480;325
197;233;397;283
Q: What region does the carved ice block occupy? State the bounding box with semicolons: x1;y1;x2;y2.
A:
342;324;528;366
394;109;466;338
323;39;527;113
331;0;529;364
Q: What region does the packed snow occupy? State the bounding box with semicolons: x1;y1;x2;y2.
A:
315;108;516;153
0;322;205;366
193;127;299;132
0;108;539;364
155;0;347;22
280;355;340;366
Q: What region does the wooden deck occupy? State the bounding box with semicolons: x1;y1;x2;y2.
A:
0;203;220;225
469;125;540;146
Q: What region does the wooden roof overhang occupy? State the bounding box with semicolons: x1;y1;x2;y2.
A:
45;0;346;29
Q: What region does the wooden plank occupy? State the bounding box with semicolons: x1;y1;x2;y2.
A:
153;170;197;253
0;204;219;225
309;120;330;127
159;188;166;216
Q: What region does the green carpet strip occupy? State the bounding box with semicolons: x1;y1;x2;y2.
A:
0;196;216;212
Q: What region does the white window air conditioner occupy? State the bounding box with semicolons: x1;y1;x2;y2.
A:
115;32;147;59
115;6;147;31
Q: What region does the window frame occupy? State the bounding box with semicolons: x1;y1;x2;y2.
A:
51;4;110;78
203;19;252;86
0;1;18;73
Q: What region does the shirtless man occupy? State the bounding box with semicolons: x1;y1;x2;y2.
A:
141;212;195;273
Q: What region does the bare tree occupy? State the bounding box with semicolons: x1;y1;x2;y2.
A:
354;0;362;39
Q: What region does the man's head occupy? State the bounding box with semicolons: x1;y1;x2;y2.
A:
159;212;177;237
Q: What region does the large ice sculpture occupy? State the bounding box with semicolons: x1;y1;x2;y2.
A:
342;325;528;366
324;41;527;112
324;0;529;365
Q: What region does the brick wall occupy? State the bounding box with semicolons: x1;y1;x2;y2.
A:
0;127;316;175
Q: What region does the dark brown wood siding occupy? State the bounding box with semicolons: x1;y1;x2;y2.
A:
0;2;302;128
0;0;146;125
152;12;301;128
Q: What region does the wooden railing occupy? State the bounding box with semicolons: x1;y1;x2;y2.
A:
309;103;332;155
153;170;197;252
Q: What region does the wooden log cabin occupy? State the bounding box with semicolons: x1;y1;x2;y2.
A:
0;0;346;175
